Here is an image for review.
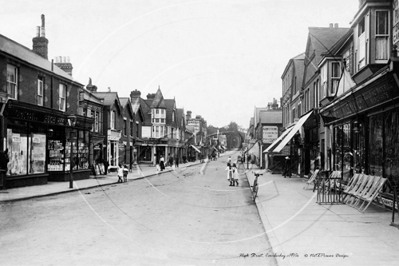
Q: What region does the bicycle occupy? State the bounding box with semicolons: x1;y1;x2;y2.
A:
252;172;263;201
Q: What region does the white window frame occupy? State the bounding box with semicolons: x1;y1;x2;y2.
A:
110;110;116;130
59;84;66;111
37;77;44;106
7;64;18;99
375;10;389;62
330;62;341;96
358;17;366;70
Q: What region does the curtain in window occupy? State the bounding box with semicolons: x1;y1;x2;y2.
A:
376;37;388;60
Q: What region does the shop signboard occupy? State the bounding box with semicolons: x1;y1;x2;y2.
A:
262;126;278;144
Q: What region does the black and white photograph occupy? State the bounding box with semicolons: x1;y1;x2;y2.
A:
1;0;399;265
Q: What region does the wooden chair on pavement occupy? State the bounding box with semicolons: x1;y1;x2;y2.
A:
357;177;387;212
303;169;320;190
351;176;381;209
349;175;379;207
343;174;369;204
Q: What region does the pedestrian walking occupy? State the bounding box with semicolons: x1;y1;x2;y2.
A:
225;163;234;186
117;164;124;183
283;156;291;178
168;153;173;168
174;154;179;168
232;163;239;186
160;155;165;171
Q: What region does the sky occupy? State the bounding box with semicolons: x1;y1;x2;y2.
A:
1;0;359;128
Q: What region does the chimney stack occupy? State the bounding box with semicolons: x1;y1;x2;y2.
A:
86;78;98;92
186;111;192;121
130;89;141;101
32;14;49;59
334;23;339;28
329;23;333;28
54;55;73;76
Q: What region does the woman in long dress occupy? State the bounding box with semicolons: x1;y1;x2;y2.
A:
225;163;233;186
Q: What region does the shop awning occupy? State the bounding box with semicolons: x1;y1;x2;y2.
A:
212;146;219;152
273;111;313;153
191;145;201;153
263;126;294;153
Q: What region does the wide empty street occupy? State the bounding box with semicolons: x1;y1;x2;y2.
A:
0;156;276;266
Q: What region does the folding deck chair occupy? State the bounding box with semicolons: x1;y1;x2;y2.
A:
351;176;381;209
303;169;320;190
343;174;369;204
357;177;387;212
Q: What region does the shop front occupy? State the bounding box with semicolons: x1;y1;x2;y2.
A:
2;101;92;188
107;129;121;171
321;68;399;208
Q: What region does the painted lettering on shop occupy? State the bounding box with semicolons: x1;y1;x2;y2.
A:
362;83;392;106
12;109;39;121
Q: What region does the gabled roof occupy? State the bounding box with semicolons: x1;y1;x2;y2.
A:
165;99;176;126
307;27;350;65
0;34;83;86
119;97;134;118
92;92;122;112
150;88;166;109
281;53;305;79
140;98;152;126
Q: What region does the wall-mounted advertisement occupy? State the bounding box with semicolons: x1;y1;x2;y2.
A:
263;126;278;144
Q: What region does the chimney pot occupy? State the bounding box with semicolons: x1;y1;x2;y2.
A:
334;23;338;28
36;26;40;37
40;26;45;37
329;23;333;28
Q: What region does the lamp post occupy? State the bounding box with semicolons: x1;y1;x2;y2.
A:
68;115;77;189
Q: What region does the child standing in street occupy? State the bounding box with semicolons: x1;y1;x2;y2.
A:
117;164;124;183
232;163;239;186
225;163;234;186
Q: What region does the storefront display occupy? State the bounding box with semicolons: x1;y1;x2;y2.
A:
6;125;46;176
48;140;64;171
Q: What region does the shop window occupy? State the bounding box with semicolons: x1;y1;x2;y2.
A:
384;110;399;181
59;84;66;111
37;77;44;106
369;114;383;176
7;64;18;99
6;122;46;176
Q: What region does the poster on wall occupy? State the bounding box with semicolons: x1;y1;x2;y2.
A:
31;134;46;174
262;126;278;144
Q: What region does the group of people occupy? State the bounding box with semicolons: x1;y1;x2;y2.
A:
156;153;180;171
225;156;239;186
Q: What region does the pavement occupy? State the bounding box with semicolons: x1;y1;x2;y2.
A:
2;154;399;266
0;161;202;203
246;165;399;266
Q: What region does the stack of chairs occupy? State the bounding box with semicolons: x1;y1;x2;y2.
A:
320;170;342;193
342;173;386;212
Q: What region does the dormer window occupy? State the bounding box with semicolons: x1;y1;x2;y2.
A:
375;10;389;61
